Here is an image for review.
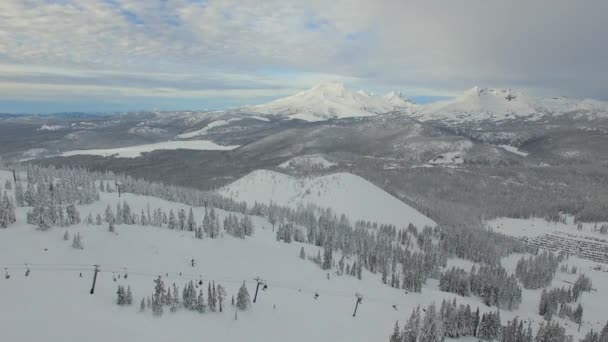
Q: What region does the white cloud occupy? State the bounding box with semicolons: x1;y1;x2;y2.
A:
0;0;606;111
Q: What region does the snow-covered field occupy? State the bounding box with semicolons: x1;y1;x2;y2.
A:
487;216;608;240
219;170;435;228
1;170;607;341
177;118;242;138
498;144;529;156
277;154;336;170
61;140;239;158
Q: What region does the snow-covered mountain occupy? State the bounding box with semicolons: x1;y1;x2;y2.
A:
247;81;413;122
382;91;417;109
219;170;436;228
414;87;608;124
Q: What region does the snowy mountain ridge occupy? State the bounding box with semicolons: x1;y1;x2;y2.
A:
414;86;608;123
246;81;415;122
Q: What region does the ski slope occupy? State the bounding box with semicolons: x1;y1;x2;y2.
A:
1;170;607;341
219;170;435;228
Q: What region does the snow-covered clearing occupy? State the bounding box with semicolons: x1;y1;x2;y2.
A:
277;154;336;170
487;216;608;240
61;140;239;158
38;124;65;131
177;118;242;138
219;170;435;228
498;144;529;156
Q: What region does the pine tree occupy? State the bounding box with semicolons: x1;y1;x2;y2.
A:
116;285;126;305
63;230;70;241
104;205;114;223
140;298;145;312
217;284;226;312
178;209;186;230
168;210;176;230
152;276;165;317
574;304;584;330
108;220;115;233
236;282;251;310
599;321;608;342
66;203;80;225
95;213;102;225
72;232;84;249
126;286;133;305
419;303;444;342
299;247;305;259
187;208;196;232
389;321;400;342
196;289;206;313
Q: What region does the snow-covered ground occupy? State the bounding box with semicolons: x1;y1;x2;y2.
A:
1;170;607;341
219;170;435;228
498;144;529;156
60;140;239;158
38;124;65;131
277;154;336;170
177;118;242;138
487;216;608;240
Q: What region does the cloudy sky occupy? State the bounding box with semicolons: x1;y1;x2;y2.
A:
1;0;606;113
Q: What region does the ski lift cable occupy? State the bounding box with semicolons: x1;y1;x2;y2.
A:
0;263;403;305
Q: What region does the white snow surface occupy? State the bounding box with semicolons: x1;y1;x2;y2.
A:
382;91;417;108
248;81;415;122
61;140;239;158
177;118;242;138
277;154;336;170
219;170;435;228
1;170;607;342
414;87;608;123
38;124;65;131
498;145;529;156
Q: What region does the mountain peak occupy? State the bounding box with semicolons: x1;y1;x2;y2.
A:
248;82;414;121
383;90;416;107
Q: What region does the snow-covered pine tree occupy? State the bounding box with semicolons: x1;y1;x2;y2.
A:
108;220;115;233
299;247;305;259
95;213;102;225
389;321;400;342
168;210;176;230
66;203;80;225
216;284;226;312
152;276;165;317
126;286;133;305
72;232;84;249
116;285;126;305
0;192;16;228
196;289;206;313
140;298;145;312
419;303;444;342
178;209;186;230
187;208;196;232
236;282;251;311
104;205;114;223
63;230;70;240
208;282;215;312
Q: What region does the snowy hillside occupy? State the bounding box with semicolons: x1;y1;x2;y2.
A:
247;81;413;122
2;168;608;342
415;87;608;123
218;170;435;228
61;140;239;158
